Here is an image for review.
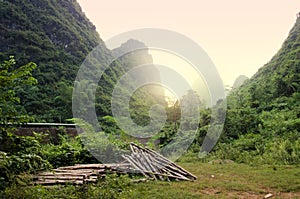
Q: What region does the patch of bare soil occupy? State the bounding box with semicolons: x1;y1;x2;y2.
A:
200;188;300;198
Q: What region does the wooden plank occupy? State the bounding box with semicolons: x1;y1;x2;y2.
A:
84;178;98;183
34;180;84;185
53;169;94;173
38;172;89;178
58;164;108;170
38;176;84;180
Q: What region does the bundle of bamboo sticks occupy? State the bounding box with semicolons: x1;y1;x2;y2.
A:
33;143;196;185
122;143;197;181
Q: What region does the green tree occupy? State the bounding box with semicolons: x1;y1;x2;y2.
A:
0;57;51;190
0;56;37;139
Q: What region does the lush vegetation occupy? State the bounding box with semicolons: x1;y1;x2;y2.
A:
0;0;300;197
0;0;123;122
208;17;300;165
0;0;166;126
0;57;96;190
1;163;299;198
0;57;47;190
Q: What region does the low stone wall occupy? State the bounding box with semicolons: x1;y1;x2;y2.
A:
14;126;81;144
13;125;160;146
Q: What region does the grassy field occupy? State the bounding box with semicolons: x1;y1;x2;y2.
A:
125;162;300;199
1;162;300;199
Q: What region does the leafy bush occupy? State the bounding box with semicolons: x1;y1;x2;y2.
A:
0;174;133;199
0;151;50;190
41;134;97;168
208;131;300;165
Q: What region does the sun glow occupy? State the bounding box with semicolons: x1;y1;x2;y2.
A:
149;49;211;107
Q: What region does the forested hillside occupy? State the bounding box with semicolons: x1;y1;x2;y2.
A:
214;17;300;164
0;0;167;191
0;0;299;197
1;0;299;164
0;0;166;124
0;0;113;121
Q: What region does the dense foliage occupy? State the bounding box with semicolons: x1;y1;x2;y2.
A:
0;57;48;189
0;58;97;190
209;17;300;164
1;0;300;197
0;0;115;122
0;0;167;127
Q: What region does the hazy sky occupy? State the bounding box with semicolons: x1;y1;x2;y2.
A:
77;0;299;86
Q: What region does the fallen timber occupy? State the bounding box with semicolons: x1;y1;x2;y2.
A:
33;143;197;185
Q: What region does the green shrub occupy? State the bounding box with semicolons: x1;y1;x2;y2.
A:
0;174;133;199
41;134;97;168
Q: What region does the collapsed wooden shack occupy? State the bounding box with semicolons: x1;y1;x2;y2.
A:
34;143;197;185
